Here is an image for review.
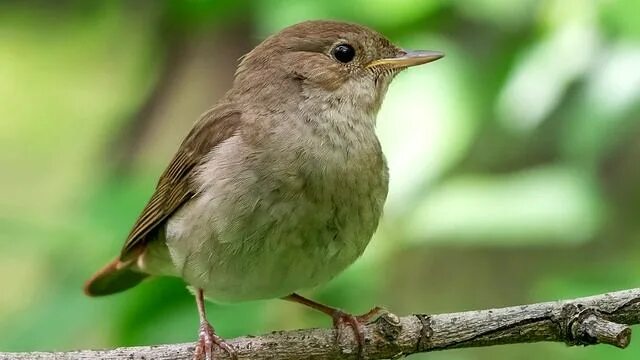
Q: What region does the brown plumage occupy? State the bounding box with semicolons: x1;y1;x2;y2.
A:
85;106;240;296
84;20;443;359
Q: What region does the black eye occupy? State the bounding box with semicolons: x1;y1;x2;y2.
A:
332;44;356;63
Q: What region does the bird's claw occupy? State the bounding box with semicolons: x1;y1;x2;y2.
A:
194;321;237;360
331;306;388;359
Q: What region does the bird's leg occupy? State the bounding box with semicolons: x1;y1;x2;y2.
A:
283;293;386;358
193;288;237;360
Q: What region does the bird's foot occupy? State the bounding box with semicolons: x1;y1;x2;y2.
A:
331;306;388;359
194;321;237;360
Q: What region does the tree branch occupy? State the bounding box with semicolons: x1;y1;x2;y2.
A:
2;288;639;360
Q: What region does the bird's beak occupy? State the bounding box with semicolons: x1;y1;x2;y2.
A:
366;50;444;69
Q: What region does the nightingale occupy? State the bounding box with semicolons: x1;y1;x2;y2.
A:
85;20;443;360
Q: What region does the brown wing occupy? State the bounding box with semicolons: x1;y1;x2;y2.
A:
120;104;241;260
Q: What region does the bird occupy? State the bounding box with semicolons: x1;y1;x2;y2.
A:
84;19;443;360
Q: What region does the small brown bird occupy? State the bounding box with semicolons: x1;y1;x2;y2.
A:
85;20;442;359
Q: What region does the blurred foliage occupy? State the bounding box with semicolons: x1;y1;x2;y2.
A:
1;0;640;359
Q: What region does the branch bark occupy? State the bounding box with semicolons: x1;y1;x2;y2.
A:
2;288;639;360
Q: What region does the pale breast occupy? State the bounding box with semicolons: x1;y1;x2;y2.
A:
164;112;388;302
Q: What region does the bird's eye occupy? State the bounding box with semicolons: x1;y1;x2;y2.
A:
332;44;356;63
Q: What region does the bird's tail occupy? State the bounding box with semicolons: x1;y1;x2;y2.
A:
84;257;149;296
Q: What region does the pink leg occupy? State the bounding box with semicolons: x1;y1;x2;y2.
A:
193;289;237;360
283;293;385;358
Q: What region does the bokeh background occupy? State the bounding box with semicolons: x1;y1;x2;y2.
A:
1;0;640;359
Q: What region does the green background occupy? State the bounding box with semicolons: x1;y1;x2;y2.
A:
1;0;639;359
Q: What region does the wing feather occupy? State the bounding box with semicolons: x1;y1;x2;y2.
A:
120;104;241;260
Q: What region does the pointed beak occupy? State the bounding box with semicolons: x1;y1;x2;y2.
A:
366;50;444;69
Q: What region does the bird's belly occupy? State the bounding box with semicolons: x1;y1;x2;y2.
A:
164;135;387;302
166;192;376;303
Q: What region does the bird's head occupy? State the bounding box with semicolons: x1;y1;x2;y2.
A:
232;20;443;115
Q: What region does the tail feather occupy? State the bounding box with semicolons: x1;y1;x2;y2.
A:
84;258;149;296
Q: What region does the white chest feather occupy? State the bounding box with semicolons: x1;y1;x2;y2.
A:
165;91;388;302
